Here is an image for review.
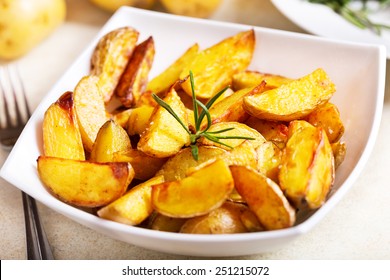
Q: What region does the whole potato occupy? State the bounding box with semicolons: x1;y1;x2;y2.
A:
0;0;66;60
90;0;156;12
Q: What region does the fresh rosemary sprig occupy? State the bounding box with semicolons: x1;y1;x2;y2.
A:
308;0;390;35
152;71;255;160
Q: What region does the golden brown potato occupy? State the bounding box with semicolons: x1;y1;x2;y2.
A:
230;165;296;230
332;141;347;169
37;156;134;207
91;27;139;103
232;70;293;91
156;146;227;181
137;87;190;158
207;82;266;125
110;107;133;129
97;175;164;226
73;75;110;152
256;141;282;182
113;149;167;181
115;36;155;107
147;44;199;95
180;29;255;99
305;102;345;143
160;0;222;18
90;120;131;162
180;202;257;234
243;68;336;121
152;159;234;218
90;0;156;12
279;121;335;209
245;116;289;148
127;105;155;136
42;91;85;160
148;212;188;232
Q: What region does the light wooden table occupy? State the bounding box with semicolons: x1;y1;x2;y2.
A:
1;0;389;259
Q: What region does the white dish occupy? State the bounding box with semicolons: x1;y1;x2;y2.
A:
0;7;386;257
271;0;390;59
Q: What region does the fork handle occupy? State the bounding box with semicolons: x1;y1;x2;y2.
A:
22;192;54;260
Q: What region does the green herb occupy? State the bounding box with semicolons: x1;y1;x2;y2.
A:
152;71;255;160
308;0;390;35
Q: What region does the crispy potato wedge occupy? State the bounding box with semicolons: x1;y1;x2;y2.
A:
37;156;134;207
127;105;155;136
279;121;335;209
232;70;293;91
113;149;167;181
135;90;158;107
208;82;266;125
332;141;347;169
222;140;258;170
90;120;131;162
180;29;255;99
152;159;234;218
256;141;282;182
91;27;139;103
73;75;110;152
245;116;288;148
147;43;199;95
97;175;164;226
115;36;155;107
243;68;336;121
305;102;345;143
42;91;85;160
137;87;190;158
110;107;133;129
180;201;258;234
230;165;296;230
148;212;188;232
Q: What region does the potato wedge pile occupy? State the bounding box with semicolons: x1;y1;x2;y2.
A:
37;26;347;234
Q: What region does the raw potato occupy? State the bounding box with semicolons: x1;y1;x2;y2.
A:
232;71;292;91
115;36;155;107
180;30;255;99
113;149;167;180
90;0;156;12
152;159;234;218
279;120;335;209
90;120;131;162
147;44;199;95
180;202;258;234
73;75;110;152
230;165;296;230
37;156;134;207
0;0;66;59
97;175;164;226
91;27;139;103
42;91;85;160
137;87;190;158
160;0;222;18
243;68;336;121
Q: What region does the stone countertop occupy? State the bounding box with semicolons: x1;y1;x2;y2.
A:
1;0;389;259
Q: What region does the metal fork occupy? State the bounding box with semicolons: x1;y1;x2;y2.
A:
0;65;54;260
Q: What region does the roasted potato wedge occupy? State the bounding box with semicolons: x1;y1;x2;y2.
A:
148;213;188;232
279;121;335;209
90;120;131;162
243;68;336;121
37;156;134;207
245;116;288;148
147;43;199;95
332;141;347;169
137;87;190;158
230;165;296;230
305;102;345;143
115;36;155;107
180;30;255;99
152;159;234;218
127;105;155;136
256;141;282;182
97;175;164;226
113;149;167;181
180;201;261;234
91;27;139;103
232;70;293;91
73;75;110;152
42;91;85;160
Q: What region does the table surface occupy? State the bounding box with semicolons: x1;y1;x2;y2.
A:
1;0;389;260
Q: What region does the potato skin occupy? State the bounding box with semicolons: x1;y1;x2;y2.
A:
0;0;66;59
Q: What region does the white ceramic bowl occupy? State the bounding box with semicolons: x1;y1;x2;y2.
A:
0;7;386;257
